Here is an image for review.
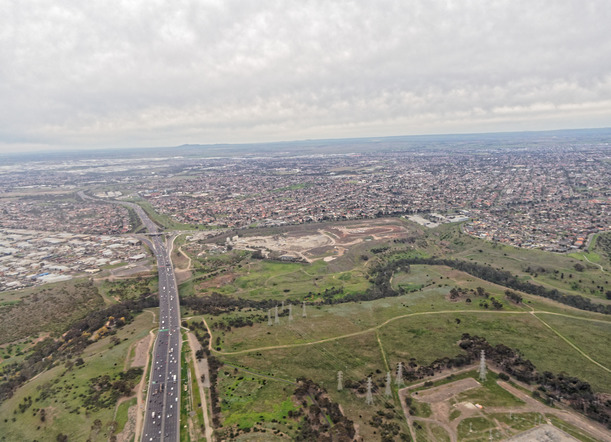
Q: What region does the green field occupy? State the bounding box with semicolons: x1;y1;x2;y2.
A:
0;309;155;441
429;224;611;303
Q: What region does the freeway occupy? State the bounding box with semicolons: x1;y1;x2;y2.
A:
140;233;182;441
79;192;182;440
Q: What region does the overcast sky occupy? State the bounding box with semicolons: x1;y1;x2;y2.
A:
1;0;610;152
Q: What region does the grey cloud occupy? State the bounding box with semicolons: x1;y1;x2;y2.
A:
1;0;610;151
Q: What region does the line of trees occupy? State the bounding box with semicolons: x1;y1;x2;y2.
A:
401;256;610;314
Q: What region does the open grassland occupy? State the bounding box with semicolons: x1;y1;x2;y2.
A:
175;221;611;439
221;331;411;441
205;277;511;354
192;258;371;302
0;279;104;345
534;312;611;370
210;290;610;390
380;311;610;393
428;224;611;303
0;309;155;442
209;294;609;438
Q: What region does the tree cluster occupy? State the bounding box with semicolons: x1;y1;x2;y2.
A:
293;378;356;441
83;368;143;411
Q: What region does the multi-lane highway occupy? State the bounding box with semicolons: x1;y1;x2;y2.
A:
141;232;182;441
80;193;183;440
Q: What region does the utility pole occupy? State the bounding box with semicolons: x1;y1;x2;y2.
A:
365;377;373;405
479;350;487;382
274;305;279;324
302;301;307;318
337;371;343;391
396;362;403;386
288;304;293;321
385;372;392;397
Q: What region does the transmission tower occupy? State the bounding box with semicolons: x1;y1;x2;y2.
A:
288;304;293;321
274;305;279;324
302;301;307;318
365;377;373;405
337;371;343;391
385;372;392;397
396;362;403;386
268;309;272;326
479;349;487;382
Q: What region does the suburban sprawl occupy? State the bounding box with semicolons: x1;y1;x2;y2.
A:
0;130;609;442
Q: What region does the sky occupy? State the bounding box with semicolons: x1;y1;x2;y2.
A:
1;0;610;152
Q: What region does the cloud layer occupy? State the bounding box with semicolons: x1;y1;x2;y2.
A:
1;0;610;151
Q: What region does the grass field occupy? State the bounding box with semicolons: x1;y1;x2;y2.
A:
0;309;155;441
198;277;609;438
429;224;611;303
213;259;371;301
127;198;201;231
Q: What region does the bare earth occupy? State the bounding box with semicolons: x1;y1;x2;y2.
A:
414;377;480;403
226;219;409;262
398;366;610;442
131;334;151;368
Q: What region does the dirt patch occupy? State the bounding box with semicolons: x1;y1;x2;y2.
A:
415;378;481;403
109;264;154;279
131;335;150;368
232;232;333;253
325;223;407;244
223;219;409;261
174;268;192;285
197;273;236;290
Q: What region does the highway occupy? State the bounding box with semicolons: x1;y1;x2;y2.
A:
85;193;182;441
140;232;182;442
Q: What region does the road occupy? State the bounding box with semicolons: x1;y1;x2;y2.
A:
139;232;182;441
81;192;182;441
